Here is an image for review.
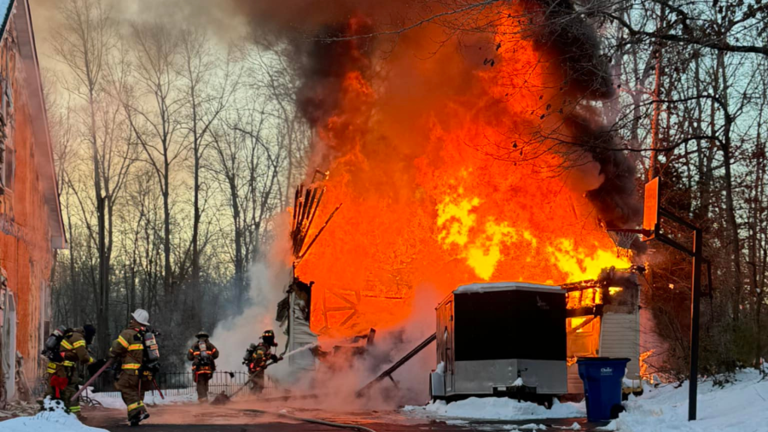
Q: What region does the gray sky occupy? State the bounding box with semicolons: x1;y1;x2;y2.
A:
28;0;249;72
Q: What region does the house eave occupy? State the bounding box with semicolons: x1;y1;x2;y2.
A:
14;0;66;250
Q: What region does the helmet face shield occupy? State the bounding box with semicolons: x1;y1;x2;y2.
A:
261;330;276;347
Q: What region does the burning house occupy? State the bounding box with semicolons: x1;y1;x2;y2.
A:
0;0;65;402
246;0;650;399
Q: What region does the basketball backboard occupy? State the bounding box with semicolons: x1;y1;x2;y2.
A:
643;177;660;241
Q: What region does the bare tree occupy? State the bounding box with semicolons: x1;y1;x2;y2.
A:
176;27;240;316
119;22;187;298
52;0;135;354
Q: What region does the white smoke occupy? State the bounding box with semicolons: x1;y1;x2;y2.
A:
265;284;441;410
210;260;291;372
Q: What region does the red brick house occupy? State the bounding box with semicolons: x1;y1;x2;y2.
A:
0;0;65;402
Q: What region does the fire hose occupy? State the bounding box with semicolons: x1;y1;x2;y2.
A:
230;344;317;399
71;359;114;401
227;360;277;399
244;408;377;432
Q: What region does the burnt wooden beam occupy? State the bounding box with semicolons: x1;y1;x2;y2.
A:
355;333;437;398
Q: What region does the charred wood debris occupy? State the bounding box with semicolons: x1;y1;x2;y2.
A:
277;171;376;362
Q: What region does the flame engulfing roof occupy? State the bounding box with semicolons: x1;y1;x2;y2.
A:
287;1;636;338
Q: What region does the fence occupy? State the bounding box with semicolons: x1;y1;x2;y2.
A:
90;370;266;397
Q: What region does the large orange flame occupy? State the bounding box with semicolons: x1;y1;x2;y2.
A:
296;5;629;337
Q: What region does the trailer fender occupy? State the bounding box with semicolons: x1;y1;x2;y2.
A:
430;371;446;400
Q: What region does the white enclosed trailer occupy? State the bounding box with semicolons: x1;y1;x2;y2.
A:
430;282;567;405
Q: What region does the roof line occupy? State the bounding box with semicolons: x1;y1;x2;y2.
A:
15;0;66;249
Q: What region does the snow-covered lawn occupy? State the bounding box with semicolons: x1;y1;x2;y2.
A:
403;397;586;421
0;398;108;432
610;368;768;432
404;369;768;432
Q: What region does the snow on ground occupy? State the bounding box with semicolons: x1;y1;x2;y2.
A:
0;398;108;432
406;369;767;431
403;397;585;421
614;368;768;432
85;388;197;409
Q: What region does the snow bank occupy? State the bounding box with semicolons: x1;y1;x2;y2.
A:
407;369;767;430
403;397;585;421
614;368;768;432
0;398;108;432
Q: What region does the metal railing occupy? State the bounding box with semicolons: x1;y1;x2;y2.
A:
90;370;264;396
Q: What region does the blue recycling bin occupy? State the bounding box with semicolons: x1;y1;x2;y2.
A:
577;357;630;422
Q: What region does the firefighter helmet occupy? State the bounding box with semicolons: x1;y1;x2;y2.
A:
196;330;209;339
131;309;150;326
261;329;277;347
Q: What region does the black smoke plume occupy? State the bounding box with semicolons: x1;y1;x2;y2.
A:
526;0;645;250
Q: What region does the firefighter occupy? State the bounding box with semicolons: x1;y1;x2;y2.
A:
43;324;96;419
187;331;219;403
243;330;282;394
110;309;153;426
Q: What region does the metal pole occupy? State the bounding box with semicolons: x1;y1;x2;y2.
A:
689;228;703;421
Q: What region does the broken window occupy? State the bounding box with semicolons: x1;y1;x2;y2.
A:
0;33;13;195
1;140;13;192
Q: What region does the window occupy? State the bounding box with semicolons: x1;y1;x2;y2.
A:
40;281;51;351
0;35;14;194
1;288;17;400
570;317;595;333
1;141;13;192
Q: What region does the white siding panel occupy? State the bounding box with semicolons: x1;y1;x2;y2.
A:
599;312;641;379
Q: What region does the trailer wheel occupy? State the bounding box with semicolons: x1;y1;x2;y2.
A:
538;395;553;409
610;403;626;419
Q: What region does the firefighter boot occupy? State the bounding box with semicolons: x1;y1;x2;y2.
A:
129;409;150;427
